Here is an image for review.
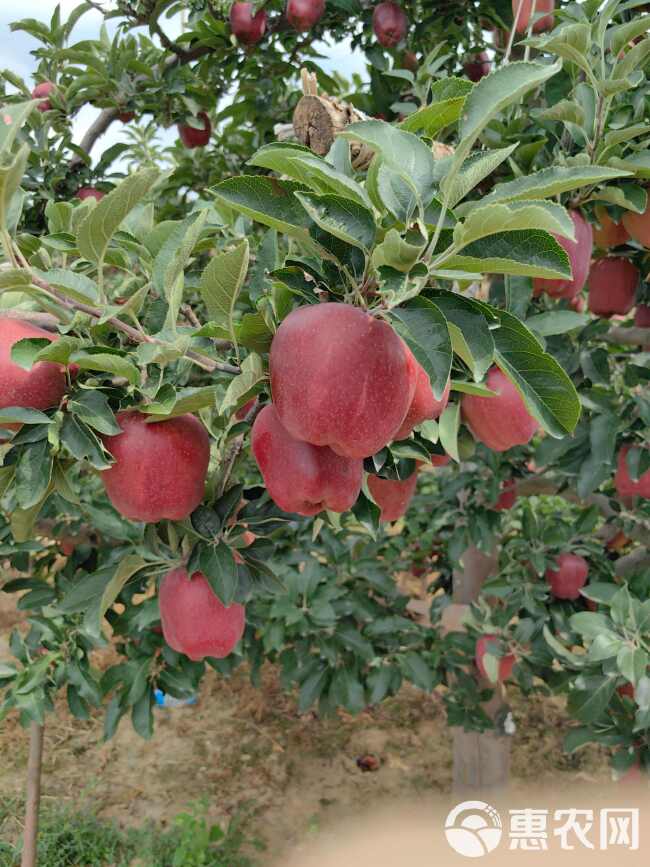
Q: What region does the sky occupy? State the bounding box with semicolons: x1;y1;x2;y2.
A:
0;0;366;164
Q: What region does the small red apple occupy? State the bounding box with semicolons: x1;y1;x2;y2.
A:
588;258;638;317
593;206;629;249
76;187;104;202
230;2;267;44
235;397;257;421
372;2;408;48
251;404;362;516
429;453;451;467
32;81;56;112
622;203;650;247
475;634;515;682
618;682;635;699
464;52;491;82
492;478;517;511
286;0;325;31
615;445;650;499
533;210;593;300
177;112;211;149
100;411;210;522
461;366;538;452
402;50;418;72
367;469;418;522
159;566;245;660
118;111;135;123
393;352;450;440
545;552;589;600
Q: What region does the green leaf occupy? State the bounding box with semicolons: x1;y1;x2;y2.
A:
399;78;472;137
10;483;53;543
456;201;574;247
0;99;38;155
389;297;452;399
464;165;631;212
298;665;329;713
438;402;460;462
0;144;29;234
399;652;434;691
199;542;239;607
199;239;249;348
295;192;376;250
15;441;53;509
68;390;121;435
445;230;571;279
248;143;370;207
37;268;99;304
131;689;154;739
443;145;518;208
525;310;589;336
96;555;147;633
152;210;208;331
77;167;159;266
568;677;617;724
220;353;265;415
143;386;218;419
372;229;424;273
428;290;494;381
0;407;51;426
70;351;139;386
60;415;112;470
492;310;581;438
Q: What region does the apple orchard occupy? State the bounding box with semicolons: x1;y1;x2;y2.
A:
0;0;649;828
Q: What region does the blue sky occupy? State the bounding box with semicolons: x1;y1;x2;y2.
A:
1;1;366;164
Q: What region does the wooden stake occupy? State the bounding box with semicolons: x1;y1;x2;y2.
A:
21;721;44;867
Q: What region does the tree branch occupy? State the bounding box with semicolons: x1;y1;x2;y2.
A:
602;326;650;347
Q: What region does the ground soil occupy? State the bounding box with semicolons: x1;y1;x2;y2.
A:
0;590;614;865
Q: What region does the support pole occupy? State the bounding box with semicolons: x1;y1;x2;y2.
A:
21;721;44;867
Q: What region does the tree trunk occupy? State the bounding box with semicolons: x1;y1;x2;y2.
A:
21;721;44;867
451;545;511;796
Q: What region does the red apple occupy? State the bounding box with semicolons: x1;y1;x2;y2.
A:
235;397;257;421
464;52;491;82
545;552;589;599
475;634;515;682
367;469;418;522
429;452;451;467
615;445;650;499
118;111;135;123
286;0;325;31
622;203;650;247
76;187;104;202
177;112;211;149
587;258;638;317
461;366;538;452
251;404;362;516
230;2;267;43
0;318;68;429
402;50;418;72
593;206;629;249
393;353;450;440
533;210;593;300
32;81;56;112
100;411;210;522
492;478;517;511
618;682;635;699
512;0;554;33
635;304;650;327
372;2;408;48
270;303;417;458
159;566;245;660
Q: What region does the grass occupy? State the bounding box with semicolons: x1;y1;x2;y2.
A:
0;799;264;867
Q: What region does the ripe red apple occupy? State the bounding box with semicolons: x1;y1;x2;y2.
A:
402;50;418;72
512;0;554;33
100;411;210;522
615;445;650;499
587;258;638;317
286;0;325;31
461;366;538;452
251;404;362;515
464;52;491;82
159;566;245;660
32;81;56;112
492;478;517;511
545;552;589;599
618;682;635;699
367;469;418;522
177;112;211;149
430;452;451;467
593;206;629;249
475;634;515;682
76;187;104;202
118;111;135;123
235;397;257;421
622;203;650;247
230;2;267;43
393;353;450;440
0;318;68;428
372;2;408;48
635;304;650;327
533;210;593;300
270;303;417;458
